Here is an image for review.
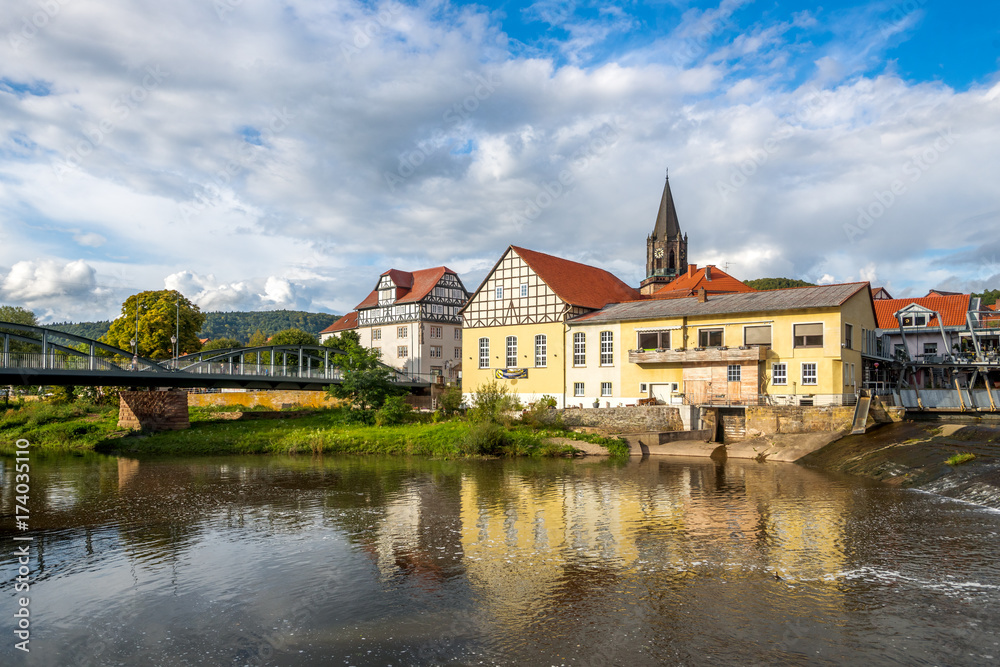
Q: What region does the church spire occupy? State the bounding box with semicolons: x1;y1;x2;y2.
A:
652;169;681;240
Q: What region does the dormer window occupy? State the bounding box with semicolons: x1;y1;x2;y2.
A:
378;288;394;305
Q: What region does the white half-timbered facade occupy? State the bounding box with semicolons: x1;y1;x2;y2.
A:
321;267;469;381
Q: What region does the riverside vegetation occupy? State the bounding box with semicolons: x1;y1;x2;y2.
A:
0;382;629;458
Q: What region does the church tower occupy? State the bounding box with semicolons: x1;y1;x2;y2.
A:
640;170;688;295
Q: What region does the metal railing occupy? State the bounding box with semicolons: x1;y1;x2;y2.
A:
683;392;859;407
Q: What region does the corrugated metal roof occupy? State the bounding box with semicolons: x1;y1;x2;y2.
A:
570;282;870;324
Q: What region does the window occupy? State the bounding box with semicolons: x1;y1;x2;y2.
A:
397;326;407;339
378;288;394;304
923;343;938;355
573;332;586;366
637;330;670;350
850;363;855;386
601;382;612;397
727;364;741;382
535;334;547;367
430;326;442;338
744;325;771;347
802;362;817;385
454;328;461;340
915;315;926;326
574;382;585;397
600;331;613;365
520;283;528;298
772;363;787;385
698;328;723;348
478;338;489;369
793;323;823;348
430;345;442;358
372;329;382;341
431;366;442;377
844;323;853;350
506;336;518;367
454;347;461;359
397;345;408;358
495;286;503;300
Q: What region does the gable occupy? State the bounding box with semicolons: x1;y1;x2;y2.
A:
461;248;567;329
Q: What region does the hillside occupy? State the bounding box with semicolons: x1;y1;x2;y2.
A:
743;277;816;291
50;309;339;344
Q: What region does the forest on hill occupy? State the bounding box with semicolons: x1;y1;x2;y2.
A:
50;309;338;344
743;277;816;290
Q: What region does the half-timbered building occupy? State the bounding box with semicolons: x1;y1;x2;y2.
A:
460;246;640;406
322;267;469;381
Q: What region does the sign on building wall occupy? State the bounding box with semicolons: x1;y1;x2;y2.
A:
495;368;529;380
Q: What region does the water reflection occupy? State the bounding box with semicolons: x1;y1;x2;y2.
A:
1;454;998;665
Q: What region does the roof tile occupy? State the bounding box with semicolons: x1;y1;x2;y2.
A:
511;246;640;309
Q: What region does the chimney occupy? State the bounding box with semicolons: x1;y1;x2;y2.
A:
705;265;713;281
697;287;707;303
688;263;697;278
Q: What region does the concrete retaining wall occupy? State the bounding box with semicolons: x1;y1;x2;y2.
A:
119;390;190;431
541;406;683;433
187;390;344;410
744;405;854;438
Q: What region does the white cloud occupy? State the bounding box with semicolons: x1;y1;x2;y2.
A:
0;0;997;322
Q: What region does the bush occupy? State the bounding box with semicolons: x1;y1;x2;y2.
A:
438;385;463;416
468;381;521;426
374;396;413;427
460;421;511;456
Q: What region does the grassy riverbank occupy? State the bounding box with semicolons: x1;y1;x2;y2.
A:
0;400;628;458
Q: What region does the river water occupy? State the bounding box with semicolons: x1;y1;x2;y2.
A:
2;453;999;666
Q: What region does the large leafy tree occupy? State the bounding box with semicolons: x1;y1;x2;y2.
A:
326;338;402;410
268;328;317;346
322;329;360;350
102;291;205;359
202;338;243;352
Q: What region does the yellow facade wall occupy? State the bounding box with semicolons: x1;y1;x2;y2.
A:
461;321;567;405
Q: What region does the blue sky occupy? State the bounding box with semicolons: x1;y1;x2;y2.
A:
1;0;999;322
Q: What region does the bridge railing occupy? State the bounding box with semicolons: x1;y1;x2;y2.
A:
0;352;148;373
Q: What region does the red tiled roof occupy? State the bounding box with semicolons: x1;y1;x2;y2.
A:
873;294;970;328
356;266;456;310
511;246;640;309
651;263;754;299
319;311;357;334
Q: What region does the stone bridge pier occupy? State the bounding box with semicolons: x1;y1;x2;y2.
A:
119;389;190;431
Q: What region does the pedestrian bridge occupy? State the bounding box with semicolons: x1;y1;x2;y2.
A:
0;322;430;391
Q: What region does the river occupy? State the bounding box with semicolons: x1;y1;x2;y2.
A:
2;453;999;665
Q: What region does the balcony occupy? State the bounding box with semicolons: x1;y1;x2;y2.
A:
628;346;769;364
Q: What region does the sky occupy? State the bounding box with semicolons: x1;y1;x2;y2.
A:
1;0;999;324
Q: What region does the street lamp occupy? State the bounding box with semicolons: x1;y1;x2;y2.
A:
170;335;177;368
174;298;180;360
133;300;144;355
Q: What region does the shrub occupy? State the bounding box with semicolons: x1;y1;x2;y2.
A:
438;385;463;416
468;381;521;426
374;396;413;427
460;421;510;456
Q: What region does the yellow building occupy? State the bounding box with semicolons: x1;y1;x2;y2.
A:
460;245;639;406
567;282;881;406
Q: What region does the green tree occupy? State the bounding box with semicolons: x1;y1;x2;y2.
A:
322;329;360;350
0;306;40;353
468;380;521;427
326;341;401;410
101;291;205;359
248;329;268;347
202;338;243;352
974;288;1000;307
269;328;317;346
743;277;815;291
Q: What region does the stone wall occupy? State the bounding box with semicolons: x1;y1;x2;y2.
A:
744;405;854;437
119;390;190;431
187;390;344;410
541;406;683;433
